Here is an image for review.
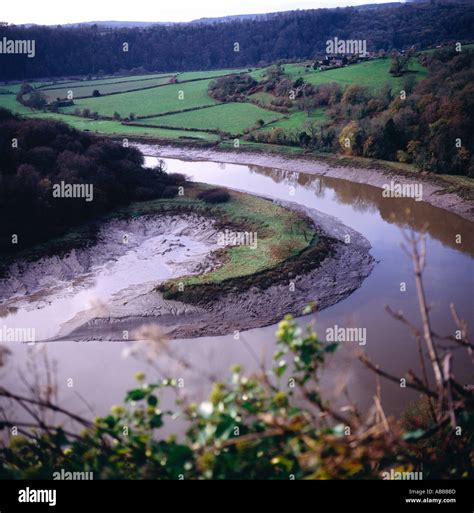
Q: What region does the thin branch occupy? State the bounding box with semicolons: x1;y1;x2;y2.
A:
442;353;456;429
0;388;92;428
359;353;437;398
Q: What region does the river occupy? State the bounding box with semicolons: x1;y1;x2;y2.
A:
1;151;473;424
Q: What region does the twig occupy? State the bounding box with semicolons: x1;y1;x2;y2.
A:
359;353;437;398
442;354;456;429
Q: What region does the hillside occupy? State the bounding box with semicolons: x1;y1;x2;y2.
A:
1;45;472;176
1;1;473;80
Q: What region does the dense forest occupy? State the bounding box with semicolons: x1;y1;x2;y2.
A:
1;1;473;80
0;109;182;256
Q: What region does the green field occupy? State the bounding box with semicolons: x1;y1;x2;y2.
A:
282;58;427;91
0;56;433;146
39;71;246;101
19;112;218;140
0;82;55;94
144;102;283;134
0;94;36;115
38;72;174;89
176;69;246;81
249;67;272;82
61;79;218;117
259;108;327;133
248;91;275;106
40;76;175;101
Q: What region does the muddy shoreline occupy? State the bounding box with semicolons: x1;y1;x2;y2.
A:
52;199;375;341
134;143;474;223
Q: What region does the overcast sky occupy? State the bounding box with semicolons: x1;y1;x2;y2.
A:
2;0;402;25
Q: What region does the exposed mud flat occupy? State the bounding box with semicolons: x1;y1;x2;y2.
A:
50;199;375;341
134;144;474;222
0;214;221;329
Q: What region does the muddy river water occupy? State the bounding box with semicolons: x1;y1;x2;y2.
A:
1;150;473;423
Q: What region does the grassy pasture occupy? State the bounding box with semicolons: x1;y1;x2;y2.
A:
0;55;434;145
40;76;174;101
248;91;275;106
249;67;272;82
22;112;219;140
0;94;36;115
176;69;247;81
259;108;327;133
0;82;55;94
143;102;283;134
283;58;427;91
39;72;175;89
60;79;218;117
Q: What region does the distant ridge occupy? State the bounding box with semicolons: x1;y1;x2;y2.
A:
17;0;459;28
20;2;418;28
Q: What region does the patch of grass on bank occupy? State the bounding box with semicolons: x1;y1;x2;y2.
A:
114;183;316;292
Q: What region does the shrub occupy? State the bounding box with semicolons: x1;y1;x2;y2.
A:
162;185;179;198
208;74;257;102
167;172;187;184
197;188;231;204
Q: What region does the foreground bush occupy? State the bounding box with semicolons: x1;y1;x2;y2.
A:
1;308;472;479
0;215;472;482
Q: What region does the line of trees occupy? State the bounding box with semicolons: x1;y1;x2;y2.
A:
0;109;183;257
1;2;473;80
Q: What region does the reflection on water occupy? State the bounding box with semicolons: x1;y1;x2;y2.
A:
247;164;474;257
2;155;473;421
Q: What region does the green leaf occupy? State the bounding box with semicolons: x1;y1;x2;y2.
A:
126;389;146;401
150;414;163;428
147;395;158;407
275;360;287;377
324;342;339;353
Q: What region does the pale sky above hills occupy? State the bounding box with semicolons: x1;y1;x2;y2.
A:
3;0;403;25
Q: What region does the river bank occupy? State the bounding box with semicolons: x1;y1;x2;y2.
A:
0;182;373;341
133;143;474;222
51;199;374;340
